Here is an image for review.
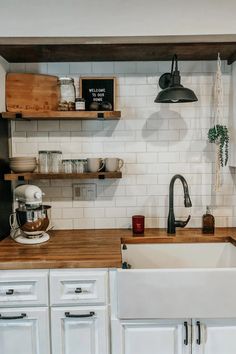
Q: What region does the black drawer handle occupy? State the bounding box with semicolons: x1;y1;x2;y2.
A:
0;313;26;320
184;321;188;345
65;311;95;318
196;321;201;345
74;287;82;294
6;289;14;295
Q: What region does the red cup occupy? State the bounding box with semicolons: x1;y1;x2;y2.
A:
132;215;145;235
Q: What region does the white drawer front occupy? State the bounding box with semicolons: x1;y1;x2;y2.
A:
0;270;48;307
50;270;107;306
51;306;109;354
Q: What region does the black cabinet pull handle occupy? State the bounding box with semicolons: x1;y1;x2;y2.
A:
0;313;26;320
196;321;201;345
74;287;82;294
6;289;14;295
184;321;188;345
65;311;95;318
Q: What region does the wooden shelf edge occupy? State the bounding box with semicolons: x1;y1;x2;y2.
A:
1;111;121;120
0;41;236;63
4;172;122;181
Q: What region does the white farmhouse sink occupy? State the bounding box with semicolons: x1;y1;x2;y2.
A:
117;242;236;319
122;242;236;269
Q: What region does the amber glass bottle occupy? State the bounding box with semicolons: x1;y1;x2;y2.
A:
202;206;215;234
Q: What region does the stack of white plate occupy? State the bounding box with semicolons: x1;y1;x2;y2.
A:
9;157;37;173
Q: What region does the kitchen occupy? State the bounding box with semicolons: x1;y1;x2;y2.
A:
1;1;236;354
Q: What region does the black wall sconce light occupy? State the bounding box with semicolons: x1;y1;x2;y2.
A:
154;54;198;103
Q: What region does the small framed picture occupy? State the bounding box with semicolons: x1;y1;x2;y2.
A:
80;76;116;111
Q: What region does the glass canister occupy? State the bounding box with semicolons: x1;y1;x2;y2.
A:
62;159;73;173
74;159;86;173
50;151;62;173
75;98;85;111
58;77;76;104
38;151;50;173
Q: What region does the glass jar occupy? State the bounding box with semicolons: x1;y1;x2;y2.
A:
58;77;76;104
62;159;73;173
74;159;86;173
75;98;85;111
50;151;62;173
38;151;50;173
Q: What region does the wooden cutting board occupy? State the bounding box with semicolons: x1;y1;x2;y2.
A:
6;73;59;112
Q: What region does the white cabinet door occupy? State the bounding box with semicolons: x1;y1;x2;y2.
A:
111;319;191;354
51;306;109;354
0;307;50;354
192;319;236;354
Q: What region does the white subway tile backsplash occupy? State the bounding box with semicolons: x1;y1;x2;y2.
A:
10;60;234;229
136;62;158;74
103;142;125;153
116;196;137;207
92;62;114;74
15;120;38;132
15;142;38;155
25;63;48;74
73;218;95;229
70;62;92;74
114;62;137;74
27;132;48;143
53;219;73;229
82;142;103;153
105;207;127;218
60;120;82;131
38;120;60;132
95;218;116;229
47;62;70;74
117;85;136;97
126;185;147;196
9;63;26;72
136;174;157;188
84;208;105;218
159;152;180;163
62;208;83;219
135;84;156;96
126;75;147;85
125;142;146;152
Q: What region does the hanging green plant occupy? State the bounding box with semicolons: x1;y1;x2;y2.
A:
208;124;229;167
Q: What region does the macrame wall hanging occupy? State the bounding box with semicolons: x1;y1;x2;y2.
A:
208;54;229;191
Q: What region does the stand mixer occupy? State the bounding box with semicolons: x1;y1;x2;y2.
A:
10;184;52;244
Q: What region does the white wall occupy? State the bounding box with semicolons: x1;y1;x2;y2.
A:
0;57;9;111
0;0;236;37
10;60;236;230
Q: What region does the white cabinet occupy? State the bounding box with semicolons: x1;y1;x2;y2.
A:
112;319;191;354
50;270;107;306
0;270;48;307
112;318;236;354
192;319;236;354
0;269;109;354
51;306;109;354
0;307;50;354
50;270;109;354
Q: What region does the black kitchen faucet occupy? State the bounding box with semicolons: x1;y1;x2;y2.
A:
167;174;192;234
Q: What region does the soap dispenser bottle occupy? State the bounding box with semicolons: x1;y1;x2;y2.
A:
202;206;215;234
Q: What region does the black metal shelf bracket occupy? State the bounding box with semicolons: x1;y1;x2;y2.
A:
97;112;104;120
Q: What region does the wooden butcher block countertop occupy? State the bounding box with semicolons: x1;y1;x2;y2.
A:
1;228;236;269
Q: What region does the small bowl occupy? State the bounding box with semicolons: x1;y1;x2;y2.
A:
10;157;36;161
10;163;36;173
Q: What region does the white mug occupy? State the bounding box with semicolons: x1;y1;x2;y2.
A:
105;158;124;172
87;158;105;173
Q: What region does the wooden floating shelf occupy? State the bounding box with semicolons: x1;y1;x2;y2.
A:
4;172;122;181
1;111;121;121
0;39;236;63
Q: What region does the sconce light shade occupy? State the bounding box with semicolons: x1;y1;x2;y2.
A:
155;55;198;104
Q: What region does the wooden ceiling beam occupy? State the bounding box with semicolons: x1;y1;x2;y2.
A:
0;42;235;63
